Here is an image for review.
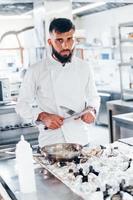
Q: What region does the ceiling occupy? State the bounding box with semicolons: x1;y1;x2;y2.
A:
0;0;132;16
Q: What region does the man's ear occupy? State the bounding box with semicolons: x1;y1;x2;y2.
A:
48;39;52;45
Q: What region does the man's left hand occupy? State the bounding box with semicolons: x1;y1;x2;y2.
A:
81;111;96;124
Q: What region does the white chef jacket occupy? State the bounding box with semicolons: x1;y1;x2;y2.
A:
16;55;100;147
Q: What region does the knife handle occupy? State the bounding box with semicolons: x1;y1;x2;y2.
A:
44;126;48;130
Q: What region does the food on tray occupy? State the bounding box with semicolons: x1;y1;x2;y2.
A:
37;143;133;200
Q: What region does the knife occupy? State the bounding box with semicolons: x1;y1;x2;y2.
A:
60;105;96;121
44;105;96;130
60;105;76;115
44;106;76;130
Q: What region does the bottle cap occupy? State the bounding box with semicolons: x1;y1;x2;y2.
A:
16;135;31;154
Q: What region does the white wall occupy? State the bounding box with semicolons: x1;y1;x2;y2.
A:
0;18;33;48
74;4;133;45
74;5;133;92
0;18;35;78
0;18;33;33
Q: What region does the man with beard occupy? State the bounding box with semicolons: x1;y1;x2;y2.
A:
16;18;100;147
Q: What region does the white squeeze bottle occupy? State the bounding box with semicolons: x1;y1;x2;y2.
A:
16;135;36;193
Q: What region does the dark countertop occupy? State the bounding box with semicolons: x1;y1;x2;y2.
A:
0;159;82;200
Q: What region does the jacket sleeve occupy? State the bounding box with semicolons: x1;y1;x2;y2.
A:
85;65;100;115
15;66;42;123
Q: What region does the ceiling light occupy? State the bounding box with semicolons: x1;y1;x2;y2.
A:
72;2;106;15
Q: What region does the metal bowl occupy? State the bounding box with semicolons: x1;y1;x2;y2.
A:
41;143;83;161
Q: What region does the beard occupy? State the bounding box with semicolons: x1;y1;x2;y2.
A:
51;45;73;65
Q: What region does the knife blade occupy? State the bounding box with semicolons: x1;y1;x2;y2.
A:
60;106;76;115
44;106;96;130
64;108;95;121
60;106;95;121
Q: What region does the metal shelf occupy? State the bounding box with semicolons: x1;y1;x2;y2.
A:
118;21;133;101
120;39;133;43
119;21;133;28
123;88;133;94
119;62;131;67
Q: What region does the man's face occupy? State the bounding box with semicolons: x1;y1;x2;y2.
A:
48;29;75;63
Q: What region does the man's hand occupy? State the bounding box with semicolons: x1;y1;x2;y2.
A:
81;110;96;124
37;112;64;130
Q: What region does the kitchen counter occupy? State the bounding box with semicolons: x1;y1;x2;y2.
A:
107;100;133;142
96;90;120;125
0;159;82;200
113;112;133;141
1;142;133;199
0;102;39;146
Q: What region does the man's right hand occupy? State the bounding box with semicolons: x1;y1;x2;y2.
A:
37;112;64;130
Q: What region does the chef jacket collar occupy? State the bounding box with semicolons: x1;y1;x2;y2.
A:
46;54;73;69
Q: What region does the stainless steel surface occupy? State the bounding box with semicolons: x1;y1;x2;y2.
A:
0;144;40;160
0;159;82;200
96;92;111;125
118;22;133;101
0;78;11;104
113;112;133;141
41;143;82;161
60;105;76;115
107;100;133;142
64;107;95;121
114;112;133;123
96;91;120;126
60;105;95;121
118;137;133;146
0;104;39;146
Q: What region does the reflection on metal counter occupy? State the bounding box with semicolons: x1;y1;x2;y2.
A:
0;78;11;104
96;91;121;126
0;103;39;149
0;159;82;200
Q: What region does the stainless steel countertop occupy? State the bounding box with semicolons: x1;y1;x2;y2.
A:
107;99;133;108
0;159;83;200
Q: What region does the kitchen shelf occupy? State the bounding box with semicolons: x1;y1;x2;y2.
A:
123;88;133;94
120;39;133;43
118;21;133;101
119;21;133;27
119;62;131;66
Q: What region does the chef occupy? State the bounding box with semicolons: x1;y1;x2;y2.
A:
16;18;100;147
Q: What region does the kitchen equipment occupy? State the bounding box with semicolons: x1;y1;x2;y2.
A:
40;143;83;161
0;104;39;147
0;78;11;104
2;143;83;162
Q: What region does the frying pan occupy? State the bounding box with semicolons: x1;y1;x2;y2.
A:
40;143;83;162
3;143;83;162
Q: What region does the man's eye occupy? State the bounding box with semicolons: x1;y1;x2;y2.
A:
56;39;63;43
67;37;74;42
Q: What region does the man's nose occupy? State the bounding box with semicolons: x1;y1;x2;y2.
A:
62;41;68;49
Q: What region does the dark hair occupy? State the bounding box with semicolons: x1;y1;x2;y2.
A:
49;18;75;33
